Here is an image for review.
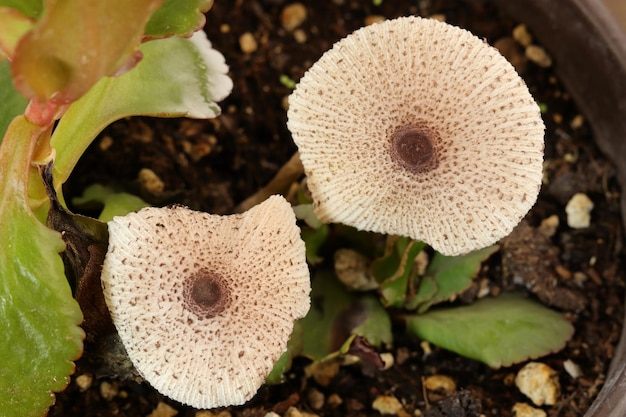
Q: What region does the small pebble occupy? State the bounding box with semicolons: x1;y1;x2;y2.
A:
196;411;232;417
555;264;572;280
75;374;93;392
539;214;559;237
380;352;395;370
285;407;319;417
147;402;178;417
563;152;578;163
365;15;386;26
99;381;118;401
99;135;114;151
138;168;165;194
429;14;446;22
305;359;340;386
512;24;533;47
396;347;411;365
565;193;594;228
293;29;307;43
503;372;517;386
570;114;585;129
334;248;378;291
307;388;325;410
515;362;560;406
573;271;588;284
327;393;343;407
281;3;307;31
239;32;258;54
563;359;583;379
477;278;490;298
512;403;547;417
494;37;527;74
525;45;552;67
424;375;456;395
372;395;403;415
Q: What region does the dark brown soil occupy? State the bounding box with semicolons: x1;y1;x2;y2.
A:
53;1;625;416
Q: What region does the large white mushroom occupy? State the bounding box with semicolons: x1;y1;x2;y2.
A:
287;16;545;256
100;195;310;409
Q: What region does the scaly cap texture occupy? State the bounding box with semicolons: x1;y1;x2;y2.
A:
288;16;544;255
101;195;310;409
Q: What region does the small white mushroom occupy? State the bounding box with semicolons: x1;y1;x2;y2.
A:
100;195;311;409
287;16;544;256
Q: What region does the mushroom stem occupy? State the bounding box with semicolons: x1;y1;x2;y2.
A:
234;152;304;213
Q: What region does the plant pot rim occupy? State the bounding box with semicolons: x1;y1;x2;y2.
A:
489;0;626;415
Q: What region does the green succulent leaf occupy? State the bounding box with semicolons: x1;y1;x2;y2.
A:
72;184;149;222
372;236;426;308
50;31;232;187
408;245;499;313
11;0;163;105
0;116;84;417
405;293;574;368
144;0;213;38
300;271;392;361
300;225;329;265
0;60;29;141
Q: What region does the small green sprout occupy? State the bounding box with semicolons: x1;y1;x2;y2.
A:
279;74;297;89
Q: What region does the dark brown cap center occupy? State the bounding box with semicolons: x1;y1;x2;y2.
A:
183;269;231;319
390;125;439;174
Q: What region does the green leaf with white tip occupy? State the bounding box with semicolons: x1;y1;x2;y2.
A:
50;30;232;186
0;116;84;417
405;293;574;368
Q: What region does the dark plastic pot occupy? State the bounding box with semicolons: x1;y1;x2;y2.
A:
488;0;626;415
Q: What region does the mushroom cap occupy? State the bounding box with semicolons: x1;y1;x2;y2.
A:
287;16;545;256
100;195;310;409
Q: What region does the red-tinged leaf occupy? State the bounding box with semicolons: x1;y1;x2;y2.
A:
11;0;163;105
0;116;84;417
